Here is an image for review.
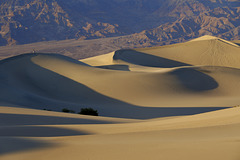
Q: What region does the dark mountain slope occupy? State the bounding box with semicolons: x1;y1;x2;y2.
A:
0;0;239;46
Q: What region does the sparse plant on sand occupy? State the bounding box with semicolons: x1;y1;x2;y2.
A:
62;108;75;113
78;107;98;116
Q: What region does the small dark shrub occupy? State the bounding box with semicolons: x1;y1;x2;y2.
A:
62;108;75;113
62;108;70;113
79;108;98;116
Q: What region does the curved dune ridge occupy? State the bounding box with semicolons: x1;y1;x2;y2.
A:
1;36;240;160
1;36;240;119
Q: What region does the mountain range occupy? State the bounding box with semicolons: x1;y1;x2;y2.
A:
0;0;240;46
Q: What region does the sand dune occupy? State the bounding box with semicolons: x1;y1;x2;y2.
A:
1;106;240;160
1;36;240;160
1;49;240;118
83;35;240;68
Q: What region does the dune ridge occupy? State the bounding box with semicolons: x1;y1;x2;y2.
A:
1;36;240;160
1;37;240;112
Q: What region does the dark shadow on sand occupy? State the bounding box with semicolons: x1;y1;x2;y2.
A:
233;42;240;46
96;106;228;119
0;113;121;126
96;64;130;71
170;67;218;91
0;137;55;155
0;126;88;137
114;49;189;68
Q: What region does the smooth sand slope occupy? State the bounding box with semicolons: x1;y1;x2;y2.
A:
1;106;240;160
1;35;240;160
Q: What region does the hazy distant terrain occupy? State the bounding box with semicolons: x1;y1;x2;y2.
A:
0;35;151;60
0;0;240;46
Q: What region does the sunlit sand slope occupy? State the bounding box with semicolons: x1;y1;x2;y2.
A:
0;106;240;160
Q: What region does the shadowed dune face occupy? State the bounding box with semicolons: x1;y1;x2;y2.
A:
0;137;55;155
0;113;122;125
0;126;88;137
96;64;130;71
113;49;189;68
170;67;218;91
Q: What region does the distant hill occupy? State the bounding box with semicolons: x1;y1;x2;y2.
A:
0;0;240;46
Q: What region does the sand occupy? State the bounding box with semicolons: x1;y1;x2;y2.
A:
1;35;240;160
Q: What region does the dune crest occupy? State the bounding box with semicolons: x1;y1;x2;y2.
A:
190;35;239;47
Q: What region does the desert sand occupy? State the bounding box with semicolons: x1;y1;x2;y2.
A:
1;35;240;160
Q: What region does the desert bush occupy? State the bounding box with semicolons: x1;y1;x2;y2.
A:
62;108;70;113
79;107;98;116
62;108;75;113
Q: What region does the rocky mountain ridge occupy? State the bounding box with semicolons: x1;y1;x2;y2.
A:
0;0;239;46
